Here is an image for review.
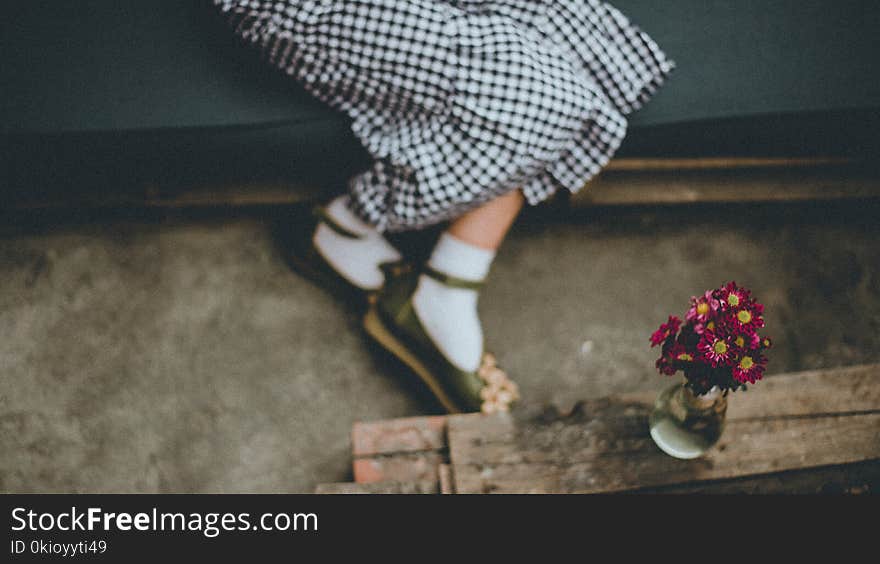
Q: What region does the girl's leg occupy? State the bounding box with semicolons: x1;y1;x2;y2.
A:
313;188;523;293
413;190;524;371
447;189;525;251
313;196;402;290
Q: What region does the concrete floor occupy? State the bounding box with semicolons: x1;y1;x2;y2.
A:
1;200;878;492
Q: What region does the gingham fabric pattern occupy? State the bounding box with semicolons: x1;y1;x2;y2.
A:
213;0;674;231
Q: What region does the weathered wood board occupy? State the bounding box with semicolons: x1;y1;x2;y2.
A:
13;160;877;210
637;460;879;494
574;163;880;207
616;364;880;418
449;365;880;494
316;364;879;494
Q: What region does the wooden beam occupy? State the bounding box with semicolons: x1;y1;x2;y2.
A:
448;364;880;494
605;157;854;171
450;413;880;494
637;460;879;494
7;158;877;211
573;164;880;206
615;364;880;420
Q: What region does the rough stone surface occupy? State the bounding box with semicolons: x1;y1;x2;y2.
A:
1;200;878;492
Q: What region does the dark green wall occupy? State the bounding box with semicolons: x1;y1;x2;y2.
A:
1;1;878;202
2;0;879;134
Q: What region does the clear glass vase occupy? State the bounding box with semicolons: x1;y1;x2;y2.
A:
649;382;728;459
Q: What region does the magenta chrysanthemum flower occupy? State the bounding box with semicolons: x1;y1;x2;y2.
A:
732;331;761;351
727;301;765;334
655;355;676;375
669;342;693;362
732;353;767;384
698;319;719;335
656;343;694;376
652;281;771;391
650;316;681;347
716;281;751;312
674;350;695;363
697;331;734;367
686;290;719;326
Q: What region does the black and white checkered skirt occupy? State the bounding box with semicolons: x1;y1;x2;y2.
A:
213;0;674;231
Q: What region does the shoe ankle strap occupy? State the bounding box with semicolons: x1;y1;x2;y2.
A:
422;265;485;290
312;206;363;239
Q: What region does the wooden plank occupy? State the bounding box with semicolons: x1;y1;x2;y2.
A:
9;159;877;211
315;481;439;494
353;452;446;484
617;364;880;420
7;181;318;211
572;165;880;206
448;364;880;494
451;412;880;494
351;415;448;457
605;157;853;172
726;364;880;418
638;460;879;494
328;365;877;494
448;364;880;461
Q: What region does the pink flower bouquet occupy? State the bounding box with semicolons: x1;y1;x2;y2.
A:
651;282;772;395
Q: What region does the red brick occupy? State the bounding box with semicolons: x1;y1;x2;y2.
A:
315;481;439;494
353;452;445;484
351;415;448;457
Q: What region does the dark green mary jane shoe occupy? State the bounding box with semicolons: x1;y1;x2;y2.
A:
363;263;520;414
273;203;400;312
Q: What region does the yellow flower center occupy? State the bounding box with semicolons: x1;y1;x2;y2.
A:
713;340;728;355
677;353;693;362
735;336;745;348
706;321;715;331
739;356;754;370
763;339;770;347
696;302;709;315
728;294;740;307
737;310;752;324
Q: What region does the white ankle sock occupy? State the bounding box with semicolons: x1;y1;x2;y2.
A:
413;232;496;372
312;196;402;290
